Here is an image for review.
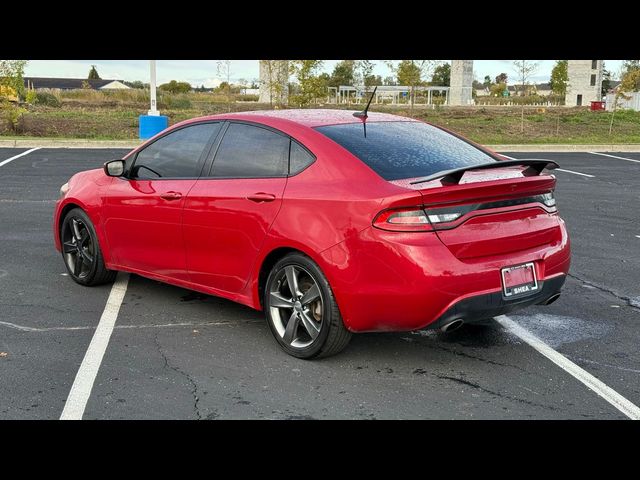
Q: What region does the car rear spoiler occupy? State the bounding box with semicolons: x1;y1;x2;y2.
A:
409;159;559;185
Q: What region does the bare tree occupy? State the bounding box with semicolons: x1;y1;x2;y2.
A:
217;60;232;112
261;60;289;108
512;60;540;133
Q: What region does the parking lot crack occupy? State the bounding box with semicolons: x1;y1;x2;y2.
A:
435;375;560;411
153;333;202;420
568;272;640;311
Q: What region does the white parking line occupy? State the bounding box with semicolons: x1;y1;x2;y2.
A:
499;154;594;178
0;147;42;168
588;152;640;164
60;273;129;420
496;315;640;420
555;168;595;178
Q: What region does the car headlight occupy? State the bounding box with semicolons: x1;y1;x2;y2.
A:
60;182;69;198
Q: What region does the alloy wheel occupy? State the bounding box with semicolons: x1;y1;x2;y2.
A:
268;265;323;348
62;217;95;279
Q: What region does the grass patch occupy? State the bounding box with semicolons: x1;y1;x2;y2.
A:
1;91;639;144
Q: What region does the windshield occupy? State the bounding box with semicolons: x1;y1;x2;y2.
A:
315;121;497;181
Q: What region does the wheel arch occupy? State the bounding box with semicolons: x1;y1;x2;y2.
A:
56;199;113;265
254;245;330;310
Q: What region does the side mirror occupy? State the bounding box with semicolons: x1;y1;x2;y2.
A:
104;159;125;177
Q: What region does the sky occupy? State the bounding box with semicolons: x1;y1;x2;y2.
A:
24;60;626;87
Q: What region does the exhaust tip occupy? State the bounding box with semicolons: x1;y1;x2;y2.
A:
542;293;561;306
441;319;464;333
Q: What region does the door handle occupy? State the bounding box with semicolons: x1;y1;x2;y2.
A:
247;193;276;203
160;191;182;200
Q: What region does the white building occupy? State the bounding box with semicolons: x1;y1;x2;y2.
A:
566;60;602;107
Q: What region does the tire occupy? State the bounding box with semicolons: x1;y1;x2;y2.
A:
60;208;116;286
264;252;351;359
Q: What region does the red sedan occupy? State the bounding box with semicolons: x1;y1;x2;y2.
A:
53;109;570;358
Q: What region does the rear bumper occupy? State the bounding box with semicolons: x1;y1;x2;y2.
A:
426;274;566;330
319;221;570;333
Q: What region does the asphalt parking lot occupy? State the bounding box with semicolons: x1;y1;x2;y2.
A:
1;147;639;419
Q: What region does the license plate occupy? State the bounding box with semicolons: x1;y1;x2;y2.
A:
501;262;538;298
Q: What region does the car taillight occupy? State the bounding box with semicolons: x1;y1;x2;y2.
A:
373;208;433;232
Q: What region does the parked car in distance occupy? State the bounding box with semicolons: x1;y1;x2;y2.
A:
54;109;570;358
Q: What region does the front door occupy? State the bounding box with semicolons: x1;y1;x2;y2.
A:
183;122;290;292
103;122;221;280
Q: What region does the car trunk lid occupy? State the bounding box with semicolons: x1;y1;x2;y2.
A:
390;163;562;260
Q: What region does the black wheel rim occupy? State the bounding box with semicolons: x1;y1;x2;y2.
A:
268;265;323;348
62;217;95;279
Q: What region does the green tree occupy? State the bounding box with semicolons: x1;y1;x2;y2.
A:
126;80;146;89
0;60;27;99
217;60;232;112
289;60;325;107
355;60;375;93
483;75;491;88
490;82;507;97
495;72;508;84
386;60;434;110
622;60;640;74
431;63;450;86
0;60;28;132
550;60;568;96
601;64;612;97
88;65;101;80
158;80;192;94
609;68;640;135
365;74;382;87
383;76;396;86
329;60;355;88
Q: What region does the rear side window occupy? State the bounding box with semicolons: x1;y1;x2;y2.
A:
289;140;315;174
132;123;220;179
315;121;496;181
211;123;289;177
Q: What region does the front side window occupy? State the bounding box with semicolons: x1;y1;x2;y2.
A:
131;123;220;179
315;121;496;181
210;123;289;178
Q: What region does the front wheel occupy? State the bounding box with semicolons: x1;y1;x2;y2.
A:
264;253;351;359
60;208;116;286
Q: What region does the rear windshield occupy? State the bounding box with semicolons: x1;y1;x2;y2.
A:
315;121;496;180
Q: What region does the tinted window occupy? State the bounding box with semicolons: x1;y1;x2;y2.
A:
132;123;219;179
211;123;289;177
289;140;315;174
315;121;496;181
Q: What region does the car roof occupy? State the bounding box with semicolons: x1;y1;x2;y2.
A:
174;108;417;129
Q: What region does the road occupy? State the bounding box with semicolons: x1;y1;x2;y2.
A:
0;148;638;419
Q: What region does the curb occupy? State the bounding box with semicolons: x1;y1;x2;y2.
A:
0;139;142;149
1;138;640;153
487;144;640;153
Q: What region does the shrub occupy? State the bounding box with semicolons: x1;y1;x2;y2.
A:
25;89;37;104
159;95;192;109
1;100;27;131
237;94;259;102
35;91;61;107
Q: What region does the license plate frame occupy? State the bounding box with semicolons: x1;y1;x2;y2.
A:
501;262;538;298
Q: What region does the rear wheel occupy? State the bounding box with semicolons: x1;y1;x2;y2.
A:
264;253;351;359
60;208;116;286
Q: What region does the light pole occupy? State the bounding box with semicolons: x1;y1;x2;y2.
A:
139;60;168;139
148;60;159;116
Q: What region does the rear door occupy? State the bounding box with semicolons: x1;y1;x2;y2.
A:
103;122;221;279
182;122;292;292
